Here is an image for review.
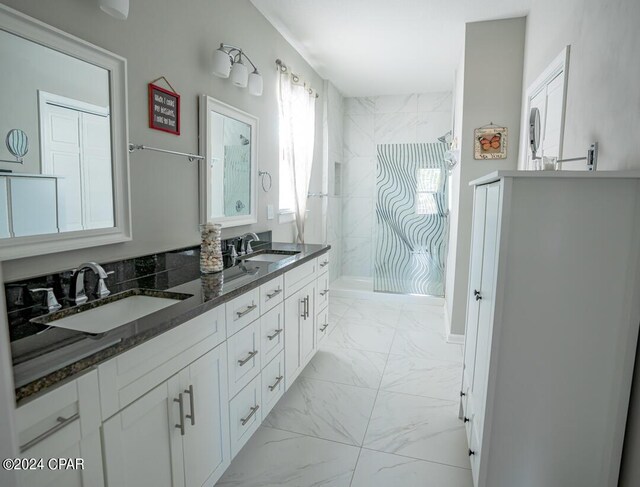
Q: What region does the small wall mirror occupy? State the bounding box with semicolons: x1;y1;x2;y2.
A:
0;5;130;260
199;95;257;228
529;107;541;160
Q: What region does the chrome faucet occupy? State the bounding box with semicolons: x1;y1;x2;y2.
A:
69;262;112;305
239;232;260;255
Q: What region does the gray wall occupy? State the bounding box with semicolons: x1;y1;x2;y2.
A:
445;18;526;336
522;1;640;483
0;0;325;281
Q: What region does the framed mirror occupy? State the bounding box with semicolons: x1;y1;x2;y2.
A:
0;5;130;260
529;107;541;160
199;95;257;228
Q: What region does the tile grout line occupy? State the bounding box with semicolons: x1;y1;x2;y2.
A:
359;446;472;471
348;319;397;487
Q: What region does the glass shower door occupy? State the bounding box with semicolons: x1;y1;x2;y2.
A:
374;143;449;296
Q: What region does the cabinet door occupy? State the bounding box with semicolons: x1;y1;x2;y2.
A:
300;281;317;368
182;346;230;487
284;290;304;389
462;185;488;412
469;183;501;446
103;377;184;487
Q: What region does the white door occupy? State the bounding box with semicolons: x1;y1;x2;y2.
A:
102;377;185;487
41;104;83;232
469;183;501;448
81;112;113;229
182;346;230;487
462;185;488;410
284;291;304;389
300;281;317;368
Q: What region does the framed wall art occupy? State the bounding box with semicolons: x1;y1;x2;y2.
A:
474;125;507;159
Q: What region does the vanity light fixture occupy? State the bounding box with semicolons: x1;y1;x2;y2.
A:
99;0;129;20
212;43;263;96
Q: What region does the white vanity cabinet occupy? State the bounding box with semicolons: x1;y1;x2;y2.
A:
15;370;103;487
461;172;640;487
103;345;230;487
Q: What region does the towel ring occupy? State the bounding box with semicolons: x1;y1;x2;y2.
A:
258;170;272;192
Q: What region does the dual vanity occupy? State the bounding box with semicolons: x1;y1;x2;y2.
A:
10;242;331;487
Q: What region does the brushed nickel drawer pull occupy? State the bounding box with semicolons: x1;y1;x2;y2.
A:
305;296;310;319
236;304;257;318
19;413;80;453
174;393;185;436
267;328;283;340
268;375;283;391
238;350;258;366
300;297;306;318
319;289;330;297
266;288;282;299
240;405;260;426
320;260;329;267
184;385;195;426
319;323;329;332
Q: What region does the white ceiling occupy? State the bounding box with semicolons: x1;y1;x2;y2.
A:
251;0;531;97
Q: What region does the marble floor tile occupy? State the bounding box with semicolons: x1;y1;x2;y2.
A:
301;346;387;389
391;329;462;363
351;449;473;487
363;391;470;469
341;300;401;328
263;377;377;446
325;321;396;354
396;309;446;334
380;354;462;400
328;297;353;319
216;426;359;487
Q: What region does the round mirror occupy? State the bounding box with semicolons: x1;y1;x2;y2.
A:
529;107;541;159
5;129;29;163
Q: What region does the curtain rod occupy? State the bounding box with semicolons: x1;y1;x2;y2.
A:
275;59;320;98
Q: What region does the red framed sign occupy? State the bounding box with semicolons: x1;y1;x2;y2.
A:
148;82;180;135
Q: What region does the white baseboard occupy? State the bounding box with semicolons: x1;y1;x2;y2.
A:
444;304;465;345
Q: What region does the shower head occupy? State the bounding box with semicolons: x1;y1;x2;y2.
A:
437;131;452;144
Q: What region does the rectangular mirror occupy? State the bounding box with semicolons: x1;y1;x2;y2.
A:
199;95;257;228
0;5;130;260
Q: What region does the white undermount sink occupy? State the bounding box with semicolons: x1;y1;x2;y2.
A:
242;250;300;263
31;290;191;334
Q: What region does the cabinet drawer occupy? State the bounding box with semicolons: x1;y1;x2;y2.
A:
229;374;262;458
317;253;330;275
260;275;284;314
260;303;284;367
284;259;317;297
316;272;330;312
261;352;285;418
317;307;330;344
99;305;225;419
227;320;261;398
226;288;260;337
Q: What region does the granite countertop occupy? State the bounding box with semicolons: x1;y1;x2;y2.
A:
12;242;330;404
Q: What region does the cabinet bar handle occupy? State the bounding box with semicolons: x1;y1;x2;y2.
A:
320;260;329;267
305;296;310;319
174;393;185;436
319;289;330;297
266;288;282;299
19;413;80;453
300;297;306;318
236;304;257;318
319;323;329;332
238;350;258;366
241;404;260;426
184;385;195;426
268;375;284;391
267;328;283;340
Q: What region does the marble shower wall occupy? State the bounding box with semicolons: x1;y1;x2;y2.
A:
342;93;452;278
326;82;345;282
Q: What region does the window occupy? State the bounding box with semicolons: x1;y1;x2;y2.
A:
415;168;441;215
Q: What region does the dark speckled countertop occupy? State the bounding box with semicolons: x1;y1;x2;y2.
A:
12;242;329;404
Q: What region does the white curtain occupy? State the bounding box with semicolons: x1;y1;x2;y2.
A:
277;69;316;243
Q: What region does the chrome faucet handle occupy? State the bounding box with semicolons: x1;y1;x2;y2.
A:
70;269;88;305
246;241;254;254
30;288;62;313
96;271;114;299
